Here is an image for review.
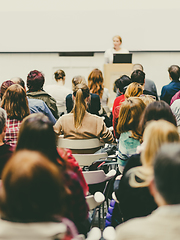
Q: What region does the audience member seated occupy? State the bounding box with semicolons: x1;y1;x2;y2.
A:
113;82;144;139
115;120;179;225
170;99;180;133
139;100;177;135
1;84;30;147
132;63;158;99
16;113;89;235
112;75;132;114
0;150;78;239
0;80;14;102
26;70;59;119
115;142;180;240
44;69;71;115
116;97;146;173
131;69;158;100
88;68;109;108
160;65;180;105
0;108;14;178
66;75;101;115
11;77;56;124
55;83;114;144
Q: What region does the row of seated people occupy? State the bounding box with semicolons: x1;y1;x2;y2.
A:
0;64;180;238
105;65;180;231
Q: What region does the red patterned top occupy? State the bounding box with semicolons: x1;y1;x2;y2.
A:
4;119;22;147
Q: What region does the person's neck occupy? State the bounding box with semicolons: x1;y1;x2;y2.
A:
57;80;64;86
114;46;121;51
0;137;4;146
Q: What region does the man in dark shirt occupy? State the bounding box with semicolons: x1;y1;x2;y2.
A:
131;70;158;100
160;65;180;105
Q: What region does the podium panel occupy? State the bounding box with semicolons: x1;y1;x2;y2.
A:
104;64;133;108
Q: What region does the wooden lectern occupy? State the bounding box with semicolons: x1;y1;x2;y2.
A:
104;63;133;108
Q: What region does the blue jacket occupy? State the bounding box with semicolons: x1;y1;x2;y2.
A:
160;80;180;105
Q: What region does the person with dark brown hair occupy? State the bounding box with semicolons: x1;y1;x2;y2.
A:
45;69;71;116
160;65;180;105
16;113;89;235
0;80;14;100
1;84;30;147
0;150;78;239
27;70;59;119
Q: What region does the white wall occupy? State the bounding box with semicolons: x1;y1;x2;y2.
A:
0;52;179;97
1;0;180;52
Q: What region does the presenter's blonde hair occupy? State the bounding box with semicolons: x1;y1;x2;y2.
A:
113;35;122;43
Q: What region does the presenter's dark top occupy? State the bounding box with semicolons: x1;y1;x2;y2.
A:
66;93;101;115
160;80;180;105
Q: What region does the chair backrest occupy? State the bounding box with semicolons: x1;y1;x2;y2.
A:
86;192;105;210
103;226;116;240
57;138;104;154
73;152;108;167
83;169;116;185
57;105;66;115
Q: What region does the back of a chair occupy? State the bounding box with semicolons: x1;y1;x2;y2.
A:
83;169;116;185
57;138;104;154
83;170;107;185
73;152;108;167
86;192;105;210
57;105;66;115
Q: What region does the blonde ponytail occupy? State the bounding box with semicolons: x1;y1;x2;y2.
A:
72;83;90;129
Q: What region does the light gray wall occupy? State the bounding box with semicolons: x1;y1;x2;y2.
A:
1;0;180;52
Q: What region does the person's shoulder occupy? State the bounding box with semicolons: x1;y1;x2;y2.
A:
85;112;103;121
90;93;100;99
61;113;73;119
120;48;129;53
105;48;113;53
115;215;151;239
66;93;72;99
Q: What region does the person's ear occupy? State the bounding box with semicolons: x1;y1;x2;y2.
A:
149;178;167;206
3;125;6;133
72;95;75;101
149;179;156;197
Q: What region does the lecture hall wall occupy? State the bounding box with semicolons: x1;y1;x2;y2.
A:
0;0;180;97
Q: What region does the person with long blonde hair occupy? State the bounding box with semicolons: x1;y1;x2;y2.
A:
66;75;101;115
116;97;146;172
54;83;114;144
115;120;179;223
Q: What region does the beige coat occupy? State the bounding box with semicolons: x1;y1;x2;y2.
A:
115;205;180;240
54;112;114;143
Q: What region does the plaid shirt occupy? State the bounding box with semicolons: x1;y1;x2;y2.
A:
4;119;22;147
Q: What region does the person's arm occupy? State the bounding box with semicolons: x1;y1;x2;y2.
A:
41;101;57;124
66;94;74;113
54;117;63;135
113;106;120;139
98;118;114;143
160;86;168;103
